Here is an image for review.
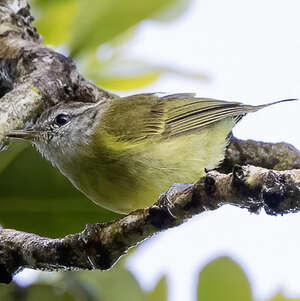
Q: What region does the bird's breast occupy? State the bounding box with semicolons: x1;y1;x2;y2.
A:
59;118;235;213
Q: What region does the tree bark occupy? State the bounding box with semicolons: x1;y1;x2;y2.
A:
0;166;299;284
0;0;299;284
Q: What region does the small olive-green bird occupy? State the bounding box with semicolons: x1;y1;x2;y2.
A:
7;93;295;214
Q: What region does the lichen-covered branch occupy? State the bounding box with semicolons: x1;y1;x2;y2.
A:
0;166;299;283
220;137;300;172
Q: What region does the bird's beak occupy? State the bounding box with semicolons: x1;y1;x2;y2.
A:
6;129;40;141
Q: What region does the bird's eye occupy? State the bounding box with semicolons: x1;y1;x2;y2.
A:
55;114;70;126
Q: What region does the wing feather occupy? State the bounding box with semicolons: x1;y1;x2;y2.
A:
101;93;260;142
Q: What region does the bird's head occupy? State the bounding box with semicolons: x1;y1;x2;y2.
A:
7;101;104;167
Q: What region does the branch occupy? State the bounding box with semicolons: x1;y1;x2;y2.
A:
0;166;299;283
220;137;300;172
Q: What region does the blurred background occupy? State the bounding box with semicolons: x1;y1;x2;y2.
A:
0;0;300;300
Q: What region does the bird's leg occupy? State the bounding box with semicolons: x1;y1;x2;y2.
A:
158;183;193;218
165;183;193;198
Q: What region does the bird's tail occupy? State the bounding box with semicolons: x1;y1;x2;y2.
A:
247;98;298;113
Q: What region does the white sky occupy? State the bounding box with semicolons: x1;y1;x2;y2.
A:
122;0;300;301
14;1;300;300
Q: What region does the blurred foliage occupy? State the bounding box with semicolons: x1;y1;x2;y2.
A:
0;256;298;301
32;0;190;55
197;256;253;301
196;257;300;301
84;53;207;91
30;0;207;92
0;140;119;237
269;294;300;301
69;0;178;56
146;276;168;301
0;254;168;301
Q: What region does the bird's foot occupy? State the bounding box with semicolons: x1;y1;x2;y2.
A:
159;183;193;218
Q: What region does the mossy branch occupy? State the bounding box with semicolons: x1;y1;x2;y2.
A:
0;166;299;283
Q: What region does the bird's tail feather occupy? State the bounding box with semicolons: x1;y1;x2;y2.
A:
249;98;298;112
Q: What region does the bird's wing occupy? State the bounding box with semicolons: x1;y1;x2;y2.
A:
100;93;258;142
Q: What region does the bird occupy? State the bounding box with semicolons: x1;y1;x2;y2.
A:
6;92;296;214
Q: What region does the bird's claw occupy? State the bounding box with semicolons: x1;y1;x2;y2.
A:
159;183;193;219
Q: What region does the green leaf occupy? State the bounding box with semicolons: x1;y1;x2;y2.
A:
0;283;75;301
75;265;147;301
35;0;79;46
83;53;162;90
25;284;75;301
0;284;14;301
0;140;27;174
268;293;300;301
32;0;70;9
96;73;161;90
0;146;119;237
84;54;208;90
146;276;168;301
197;256;253;301
70;0;178;57
152;0;192;22
32;253;147;300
